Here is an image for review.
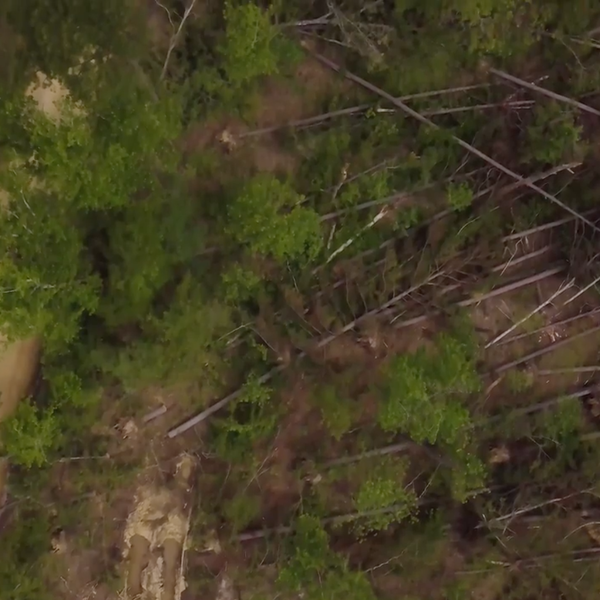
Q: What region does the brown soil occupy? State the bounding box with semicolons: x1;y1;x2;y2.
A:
123;454;195;600
0;336;41;421
0;336;41;509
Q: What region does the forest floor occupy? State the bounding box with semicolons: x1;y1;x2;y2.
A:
5;3;600;600
40;48;600;598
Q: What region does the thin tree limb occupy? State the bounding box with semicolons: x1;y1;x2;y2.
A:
537;366;600;375
485;278;575;348
326;207;387;262
392;267;565;331
236;84;493;139
160;0;197;82
503;209;596;241
563;273;600;306
486;488;596;525
494;323;600;374
488;388;592;422
456;548;600;574
282;13;333;27
322;441;414;468
341;162;580;268
496;308;600;346
489;68;600;117
167;364;288;438
307;50;599;232
490;245;554;273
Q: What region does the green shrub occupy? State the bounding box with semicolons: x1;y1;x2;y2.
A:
226;175;322;262
0;400;59;467
524;102;584;164
278;515;376;600
353;459;417;532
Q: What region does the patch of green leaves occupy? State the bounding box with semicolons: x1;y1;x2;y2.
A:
0;505;53;600
315;384;355;441
353;459;417;533
378;324;484;500
0;400;59;467
379;332;480;442
447;182;474;212
213;374;277;462
226;174;322;262
524;102;584;165
278;515;376;600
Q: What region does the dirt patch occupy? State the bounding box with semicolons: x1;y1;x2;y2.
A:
123;454;195;600
0;337;41;508
25;72;71;121
0;336;41;421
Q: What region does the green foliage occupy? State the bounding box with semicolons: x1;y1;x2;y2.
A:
220;2;281;86
0;400;59;467
278;515;376;600
504;368;535;394
188;1;301;110
534;400;583;442
221;264;263;304
0;61;182;353
315;384;354;440
0;506;53;600
378;326;484;499
446;182;474;211
227;174;322;262
524;102;583;164
213;374;278;461
379;332;480;442
99;275;232;389
223;492;262;532
353;459;418;532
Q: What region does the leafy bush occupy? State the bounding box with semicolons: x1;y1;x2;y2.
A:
447;182;474;211
0;400;59;467
278;515;376;600
379;333;480;442
0;506;53;600
226;174;322;262
315;384;354;441
99;275;233;389
219;2;282;86
378;326;484;499
353;458;417;532
213;374;278;461
524;101;584;164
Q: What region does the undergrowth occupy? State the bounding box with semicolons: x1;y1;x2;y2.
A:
2;1;600;599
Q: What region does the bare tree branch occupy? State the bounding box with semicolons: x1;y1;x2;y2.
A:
496;308;600;346
322;441;414;468
494;323;600;374
236;84;493;139
486;488;596;525
142;405;168;423
392;267;565;331
307;50;599;232
490;245;554;274
485;278;575;348
563;273;600;306
503;209;596;241
537;366;600;375
160;0;197;82
490;68;600;117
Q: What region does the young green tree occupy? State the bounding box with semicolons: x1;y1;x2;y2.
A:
278;515;376;600
226;174;322;263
